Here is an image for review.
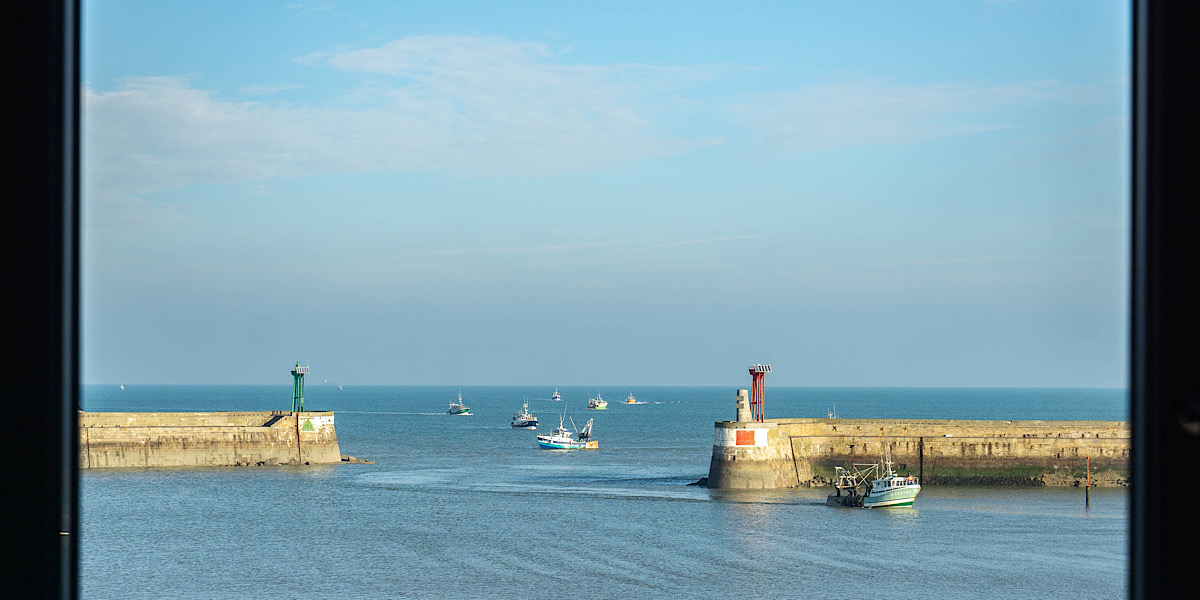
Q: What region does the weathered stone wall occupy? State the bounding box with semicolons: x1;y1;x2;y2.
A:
708;418;1129;489
706;422;798;489
79;411;342;468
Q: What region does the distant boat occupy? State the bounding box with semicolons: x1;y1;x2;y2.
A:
119;384;124;391
448;391;472;416
536;412;597;449
551;387;562;401
511;400;538;429
624;392;641;404
587;394;607;410
338;384;343;390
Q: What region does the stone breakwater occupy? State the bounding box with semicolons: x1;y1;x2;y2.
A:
707;417;1129;489
79;411;347;468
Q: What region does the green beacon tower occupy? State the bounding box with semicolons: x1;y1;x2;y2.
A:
291;362;310;412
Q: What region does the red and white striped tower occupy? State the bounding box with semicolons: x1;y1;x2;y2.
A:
748;364;771;422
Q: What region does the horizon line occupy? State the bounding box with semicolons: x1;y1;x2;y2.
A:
82;382;1129;390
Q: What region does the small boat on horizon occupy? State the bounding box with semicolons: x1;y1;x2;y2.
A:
587;393;607;410
448;391;472;416
624;392;641;404
512;400;538;429
551;387;562;401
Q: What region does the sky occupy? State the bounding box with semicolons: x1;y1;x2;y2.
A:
81;1;1131;387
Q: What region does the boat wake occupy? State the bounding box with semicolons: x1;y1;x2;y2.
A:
337;410;445;416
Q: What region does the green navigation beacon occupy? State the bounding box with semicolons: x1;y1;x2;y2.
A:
291;362;310;412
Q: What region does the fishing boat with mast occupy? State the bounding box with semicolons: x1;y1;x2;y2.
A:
624;392;641;404
447;391;472;416
536;411;598;449
511;400;538;429
587;393;607;410
827;446;920;508
551;387;562;401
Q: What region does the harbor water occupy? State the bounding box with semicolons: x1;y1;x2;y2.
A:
80;385;1127;599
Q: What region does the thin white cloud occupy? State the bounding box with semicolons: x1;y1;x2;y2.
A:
236;83;304;96
999;115;1129;166
84;33;1122;231
84;35;723;225
865;255;1112;269
658;234;764;247
416;238;642;258
731;79;1116;152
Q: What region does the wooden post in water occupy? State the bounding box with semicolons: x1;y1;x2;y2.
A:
918;437;924;482
1085;455;1090;507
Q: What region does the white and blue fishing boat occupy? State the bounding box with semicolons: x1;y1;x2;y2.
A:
551;387;562;401
536;413;597;449
511;400;538;429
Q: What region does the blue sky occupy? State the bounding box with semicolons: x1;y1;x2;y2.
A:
81;1;1131;387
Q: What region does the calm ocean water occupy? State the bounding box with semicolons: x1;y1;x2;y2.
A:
80;385;1127;599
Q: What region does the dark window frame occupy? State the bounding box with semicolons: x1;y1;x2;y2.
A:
1129;1;1200;596
14;1;1196;597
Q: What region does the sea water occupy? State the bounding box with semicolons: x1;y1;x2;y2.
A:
80;386;1127;599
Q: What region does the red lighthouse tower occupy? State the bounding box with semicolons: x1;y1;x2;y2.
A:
748;363;771;422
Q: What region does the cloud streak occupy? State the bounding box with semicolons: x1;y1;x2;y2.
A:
657;234;764;247
84;34;1120;230
84;34;722;217
416;238;643;258
731;79;1115;152
410;233;766;258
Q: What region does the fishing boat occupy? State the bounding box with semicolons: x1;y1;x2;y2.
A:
827;447;920;508
862;456;921;508
551;387;562;401
587;394;607;410
624;392;641;404
511;400;538;429
536;413;598;449
447;391;472;416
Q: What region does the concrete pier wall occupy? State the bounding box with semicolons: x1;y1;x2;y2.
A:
707;417;1129;489
79;411;342;468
